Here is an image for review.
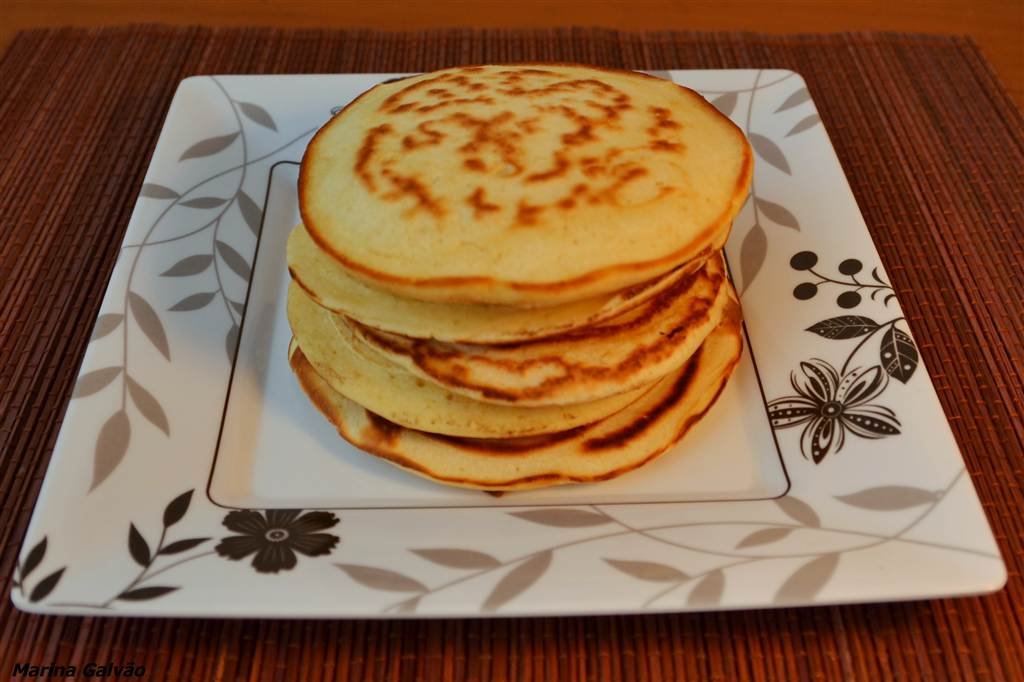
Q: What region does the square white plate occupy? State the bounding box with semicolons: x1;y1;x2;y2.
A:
13;70;1005;618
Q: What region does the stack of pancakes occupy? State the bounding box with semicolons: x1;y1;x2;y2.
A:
286;64;753;491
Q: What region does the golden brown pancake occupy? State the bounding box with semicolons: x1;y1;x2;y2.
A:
347;254;731;406
299;64;751;306
288;222;721;343
288;307;743;490
287;285;655;438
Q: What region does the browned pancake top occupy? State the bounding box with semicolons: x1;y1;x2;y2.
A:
300;64;751;305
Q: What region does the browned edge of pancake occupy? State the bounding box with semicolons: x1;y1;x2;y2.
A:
298;63;752;301
288;237;717;337
348;254;726;404
288;311;744;491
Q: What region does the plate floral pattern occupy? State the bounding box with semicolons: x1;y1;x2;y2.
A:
12;71;1004;618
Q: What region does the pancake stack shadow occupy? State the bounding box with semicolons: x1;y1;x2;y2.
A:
285;64;753;491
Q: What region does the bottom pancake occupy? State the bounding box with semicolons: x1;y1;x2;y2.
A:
288;306;743;491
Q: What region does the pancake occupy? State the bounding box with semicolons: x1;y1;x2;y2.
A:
289;222;721;343
299;63;752;306
288;307;743;490
287;284;654;438
346;253;730;406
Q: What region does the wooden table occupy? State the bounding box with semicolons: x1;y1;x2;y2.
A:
2;0;1022;107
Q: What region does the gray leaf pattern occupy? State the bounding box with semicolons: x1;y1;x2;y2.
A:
836;486;939;510
336;564;427;593
179;132;239;161
229;299;246;315
739;222;767;295
126;376;169;435
29;568;65;603
412;548;500;570
72;367;122;398
225;325;239;362
786;114;821;137
90;313;123;342
394;595;422;614
140;183;180;199
775;87;810;112
509;509;611;528
774;553;838;603
118;586;179;601
604;559;686;582
180;197;228;209
159;538;209;555
749;133;792;174
482;551;552;612
20;538;47;581
216;241;252;280
775;497;821;528
710;92;738;117
756;197;800;230
127;292;169;360
128;523;151;567
162;490;193;527
91;410;130;492
161;255;213;277
687;570;725;606
736;527;793;549
239;102;277;131
236;190;263;236
168;292;217;312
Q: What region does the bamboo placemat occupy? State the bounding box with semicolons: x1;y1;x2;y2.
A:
1;27;1022;681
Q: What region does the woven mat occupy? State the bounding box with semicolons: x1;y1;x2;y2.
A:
1;26;1022;680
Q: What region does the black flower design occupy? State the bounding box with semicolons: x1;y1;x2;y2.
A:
768;360;901;463
215;510;339;573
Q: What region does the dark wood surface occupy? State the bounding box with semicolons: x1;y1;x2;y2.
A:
1;26;1022;681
